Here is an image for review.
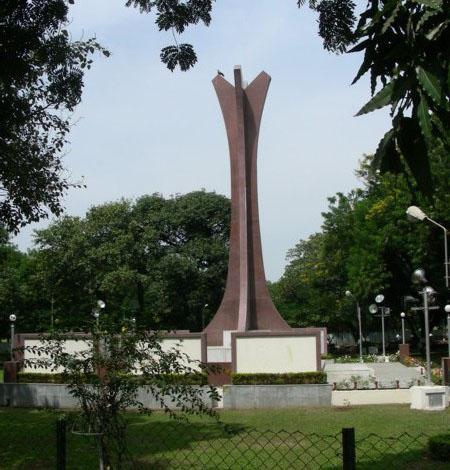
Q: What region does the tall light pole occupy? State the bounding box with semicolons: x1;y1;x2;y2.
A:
400;312;406;344
92;300;105;329
411;268;439;385
369;294;390;361
445;304;450;358
9;314;16;361
346;290;363;362
406;206;449;289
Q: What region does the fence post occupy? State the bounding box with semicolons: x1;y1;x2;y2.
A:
342;428;355;470
56;416;67;470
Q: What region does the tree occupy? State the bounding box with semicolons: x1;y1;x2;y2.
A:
0;0;108;233
272;148;450;344
350;0;450;195
32;191;230;331
24;317;218;468
0;231;56;337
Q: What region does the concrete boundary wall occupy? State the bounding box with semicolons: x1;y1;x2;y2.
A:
332;389;410;406
332;388;450;406
222;384;332;409
0;383;215;409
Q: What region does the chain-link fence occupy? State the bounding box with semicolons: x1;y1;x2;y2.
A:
0;415;442;469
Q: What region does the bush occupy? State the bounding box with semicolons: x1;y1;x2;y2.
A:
321;353;334;360
429;434;450;461
17;372;208;386
231;372;327;385
18;372;65;384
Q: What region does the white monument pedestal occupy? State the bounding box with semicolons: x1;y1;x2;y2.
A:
410;385;448;411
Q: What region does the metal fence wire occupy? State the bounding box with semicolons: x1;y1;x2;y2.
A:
127;424;343;469
0;415;438;469
52;419;438;470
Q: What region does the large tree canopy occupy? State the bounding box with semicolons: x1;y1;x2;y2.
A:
271;146;450;344
27;190;230;332
0;0;108;233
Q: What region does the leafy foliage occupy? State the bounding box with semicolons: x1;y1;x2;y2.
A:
231;372;327;385
272;149;450;342
0;0;108;232
350;0;450;194
23;191;229;332
23;319;219;467
126;0;213;71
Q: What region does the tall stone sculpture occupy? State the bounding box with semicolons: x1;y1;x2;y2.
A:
204;66;291;346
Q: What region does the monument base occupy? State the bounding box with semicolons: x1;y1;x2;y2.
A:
399;343;410;360
410;385;448;411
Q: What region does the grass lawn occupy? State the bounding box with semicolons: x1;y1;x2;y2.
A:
0;406;449;469
0;369;3;383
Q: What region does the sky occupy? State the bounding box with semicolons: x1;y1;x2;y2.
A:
14;0;391;281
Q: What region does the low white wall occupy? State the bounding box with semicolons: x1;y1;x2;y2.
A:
207;346;231;363
332;389;411;406
23;339;91;373
22;336;203;373
160;338;203;370
235;335;317;373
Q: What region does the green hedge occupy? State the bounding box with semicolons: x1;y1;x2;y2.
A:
17;372;207;386
18;372;66;384
231;372;327;385
429;434;450;461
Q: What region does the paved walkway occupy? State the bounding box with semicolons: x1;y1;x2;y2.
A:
324;361;425;388
369;362;424;388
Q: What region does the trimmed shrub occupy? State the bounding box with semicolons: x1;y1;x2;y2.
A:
17;371;208;386
231;372;327;385
18;372;65;384
429;434;450;461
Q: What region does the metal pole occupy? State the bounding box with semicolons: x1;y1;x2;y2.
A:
342;428;356;470
423;289;431;384
401;318;405;344
56;417;67;470
381;307;386;360
447;313;450;359
357;302;363;362
10;323;15;361
444;227;448;289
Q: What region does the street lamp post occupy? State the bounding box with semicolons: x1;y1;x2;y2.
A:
411;269;439;384
369;294;390;361
400;312;406;344
346;290;363;362
92;300;106;329
406;206;449;289
445;304;450;358
9;314;16;361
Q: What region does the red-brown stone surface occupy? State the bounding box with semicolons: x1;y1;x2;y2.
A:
204;67;291;346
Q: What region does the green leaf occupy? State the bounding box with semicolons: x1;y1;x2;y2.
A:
347;39;371;53
382;2;401;34
396;117;433;196
356;81;395;116
351;48;373;85
416;66;443;104
411;0;443;10
372;129;402;174
416;9;439;31
417;94;433;144
425;20;449;40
